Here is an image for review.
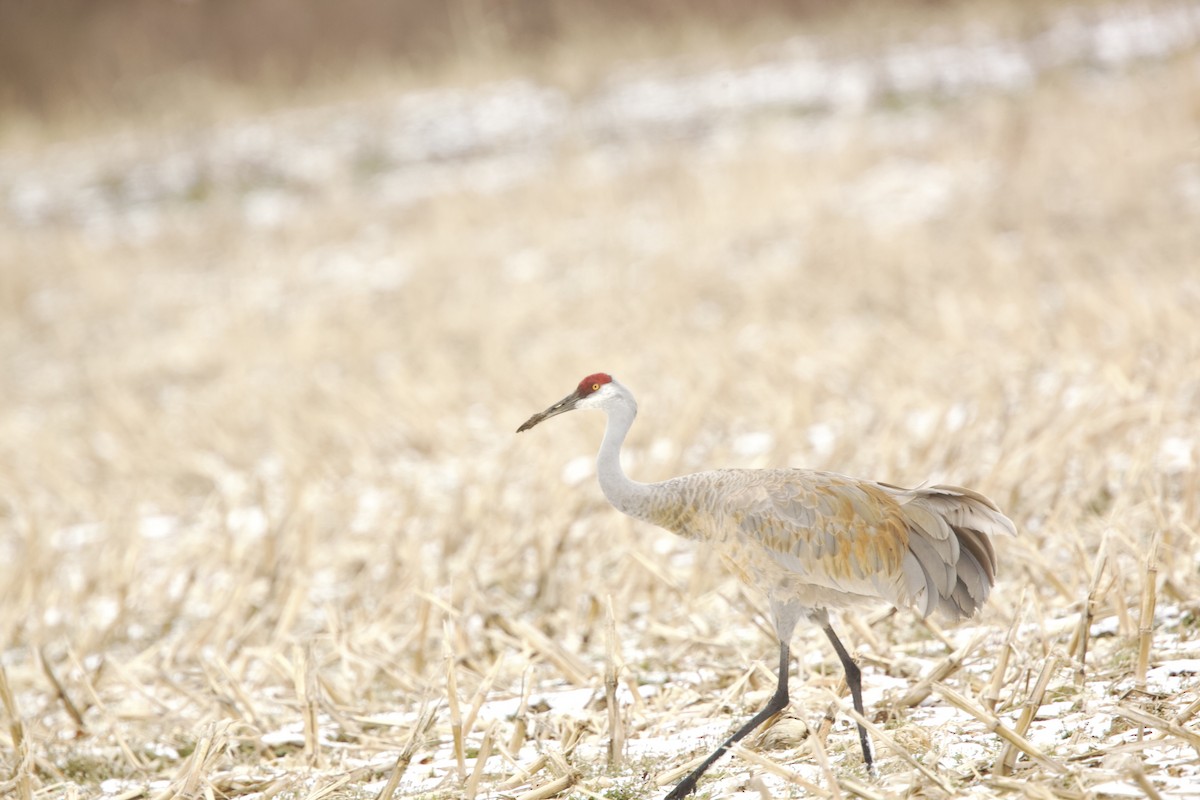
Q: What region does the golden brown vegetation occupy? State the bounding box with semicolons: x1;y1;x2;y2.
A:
1;2;1199;799
0;0;1105;139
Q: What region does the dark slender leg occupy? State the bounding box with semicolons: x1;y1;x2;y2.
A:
666;641;792;800
822;625;874;769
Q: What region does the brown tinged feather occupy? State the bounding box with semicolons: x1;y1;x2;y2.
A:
517;375;1017;799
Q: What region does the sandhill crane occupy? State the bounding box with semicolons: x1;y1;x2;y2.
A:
517;373;1016;799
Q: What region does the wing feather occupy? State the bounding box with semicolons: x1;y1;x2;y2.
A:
703;470;1015;620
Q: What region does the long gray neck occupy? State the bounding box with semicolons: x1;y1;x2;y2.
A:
596;401;656;522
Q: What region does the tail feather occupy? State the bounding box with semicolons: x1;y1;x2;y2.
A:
897;484;1015;621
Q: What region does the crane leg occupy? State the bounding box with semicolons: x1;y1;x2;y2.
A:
665;640;792;800
822;625;875;770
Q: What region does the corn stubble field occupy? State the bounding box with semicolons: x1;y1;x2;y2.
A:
2;2;1200;799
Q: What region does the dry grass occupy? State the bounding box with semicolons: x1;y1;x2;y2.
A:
2;2;1200;799
0;0;1113;145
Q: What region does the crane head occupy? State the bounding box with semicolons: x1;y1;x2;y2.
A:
517;373;613;432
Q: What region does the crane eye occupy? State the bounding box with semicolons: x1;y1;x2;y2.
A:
591;383;600;391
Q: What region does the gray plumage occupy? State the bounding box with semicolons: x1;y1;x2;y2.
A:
517;373;1016;799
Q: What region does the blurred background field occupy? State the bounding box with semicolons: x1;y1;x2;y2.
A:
2;1;1200;798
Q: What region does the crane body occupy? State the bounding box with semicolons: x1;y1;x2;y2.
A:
517;373;1016;799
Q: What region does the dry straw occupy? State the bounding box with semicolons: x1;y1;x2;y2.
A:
2;2;1200;799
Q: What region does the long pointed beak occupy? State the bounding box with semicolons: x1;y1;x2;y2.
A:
517;390;582;432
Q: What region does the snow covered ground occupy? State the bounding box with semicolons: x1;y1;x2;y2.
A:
4;3;1200;244
2;3;1199;799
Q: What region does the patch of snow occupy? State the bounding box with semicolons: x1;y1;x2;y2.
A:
1085;713;1115;738
1090;780;1142;798
1158;436;1194;474
1035;700;1075;719
807;423;837;459
631;719;732;759
6;4;1199;245
1021;721;1062;749
350;486;392;534
261;728;307;747
733;431;775;458
1152;659;1200;674
53;521;105;549
905;407;940;439
916;705;963;727
649;437;677;463
143;741;181;760
561;455;594;486
940;739;988;765
838;159;988;233
226;505;268;538
139;514;180;539
1092;615;1121;637
1145;660;1200;693
945;403;969;432
242;189;299;229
